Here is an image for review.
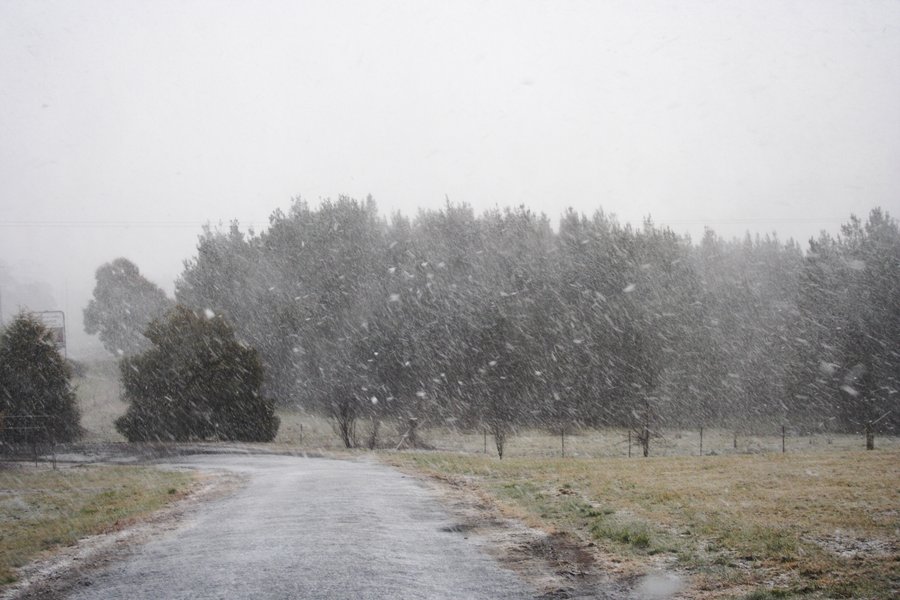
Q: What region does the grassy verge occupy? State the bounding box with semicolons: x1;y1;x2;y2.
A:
0;463;194;586
388;449;899;599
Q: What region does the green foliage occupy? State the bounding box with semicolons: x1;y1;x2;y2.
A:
590;521;653;549
0;313;81;444
115;305;279;442
175;198;900;441
694;228;803;428
789;208;900;431
84;258;173;357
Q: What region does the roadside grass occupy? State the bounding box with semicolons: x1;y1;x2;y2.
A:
0;463;194;587
387;448;900;599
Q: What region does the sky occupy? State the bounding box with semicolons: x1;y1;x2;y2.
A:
1;0;898;356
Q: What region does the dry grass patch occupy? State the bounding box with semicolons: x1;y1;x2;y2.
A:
73;360;127;442
389;448;899;599
274;411;344;448
0;463;194;587
417;426;899;458
270;411;895;460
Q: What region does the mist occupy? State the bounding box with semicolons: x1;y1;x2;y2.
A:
1;0;898;356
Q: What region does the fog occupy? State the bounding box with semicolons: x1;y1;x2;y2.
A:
1;0;898;356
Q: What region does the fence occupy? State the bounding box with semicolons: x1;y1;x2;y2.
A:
0;414;62;467
273;412;898;458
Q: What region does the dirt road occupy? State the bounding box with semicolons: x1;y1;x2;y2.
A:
62;454;537;599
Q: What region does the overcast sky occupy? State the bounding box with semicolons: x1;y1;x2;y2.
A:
1;0;898;355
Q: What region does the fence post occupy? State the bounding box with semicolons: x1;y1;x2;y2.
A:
782;426;786;454
561;428;565;458
699;426;703;457
483;429;487;454
628;430;631;458
407;418;419;448
866;422;874;450
733;431;737;450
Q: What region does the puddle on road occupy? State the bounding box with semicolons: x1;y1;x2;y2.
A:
633;572;684;599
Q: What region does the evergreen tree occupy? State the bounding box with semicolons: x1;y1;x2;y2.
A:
790;209;900;432
115;305;279;442
0;313;80;445
170;196;898;442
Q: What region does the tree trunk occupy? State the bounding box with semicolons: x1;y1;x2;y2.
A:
641;425;650;457
332;399;357;448
367;418;380;450
492;423;506;459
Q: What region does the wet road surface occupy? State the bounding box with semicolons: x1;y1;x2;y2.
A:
65;454;536;599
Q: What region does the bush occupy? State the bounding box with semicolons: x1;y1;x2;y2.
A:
0;313;81;445
115;305;279;442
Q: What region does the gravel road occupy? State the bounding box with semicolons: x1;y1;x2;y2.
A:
64;454;536;599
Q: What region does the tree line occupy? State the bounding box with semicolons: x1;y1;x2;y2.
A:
149;198;896;446
14;197;891;450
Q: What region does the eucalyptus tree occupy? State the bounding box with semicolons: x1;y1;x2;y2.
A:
84;258;173;357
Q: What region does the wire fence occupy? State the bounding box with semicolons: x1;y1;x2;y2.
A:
0;414;64;468
272;412;898;458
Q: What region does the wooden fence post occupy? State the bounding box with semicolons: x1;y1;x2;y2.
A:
699;426;703;457
866;422;874;450
407;418;419;448
782;426;786;454
628;430;631;458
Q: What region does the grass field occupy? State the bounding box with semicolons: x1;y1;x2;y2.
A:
0;463;194;587
387;449;900;599
272;409;895;457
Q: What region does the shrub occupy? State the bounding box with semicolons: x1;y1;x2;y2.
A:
0;313;81;445
115;305;279;442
